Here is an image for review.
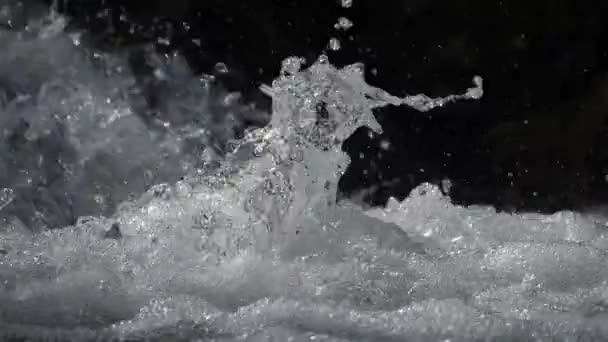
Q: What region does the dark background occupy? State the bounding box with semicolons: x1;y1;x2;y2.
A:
45;0;608;212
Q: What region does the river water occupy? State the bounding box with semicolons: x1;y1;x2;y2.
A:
1;5;608;342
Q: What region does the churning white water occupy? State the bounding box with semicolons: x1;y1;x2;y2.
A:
2;6;608;342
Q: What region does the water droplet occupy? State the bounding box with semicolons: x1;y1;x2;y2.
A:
441;179;452;193
68;32;81;46
328;38;341;51
94;195;105;205
153;68;167;80
334;17;353;30
215;62;229;73
157;37;171;46
340;0;353;8
222;92;241;106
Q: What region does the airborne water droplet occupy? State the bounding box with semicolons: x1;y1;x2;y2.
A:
157;37;171;46
215;62;229;73
340;0;353;8
334;17;353;30
328;38;341;51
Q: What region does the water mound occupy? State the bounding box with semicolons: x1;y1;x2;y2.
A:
2;9;608;342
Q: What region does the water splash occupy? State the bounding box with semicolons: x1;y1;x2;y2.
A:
334;17;354;31
1;6;608;342
0;6;269;231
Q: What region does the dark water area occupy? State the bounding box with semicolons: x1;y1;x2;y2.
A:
47;0;608;213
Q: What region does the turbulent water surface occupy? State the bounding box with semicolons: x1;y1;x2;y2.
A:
1;6;608;342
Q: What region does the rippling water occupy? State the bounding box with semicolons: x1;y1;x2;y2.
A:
1;6;608;342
